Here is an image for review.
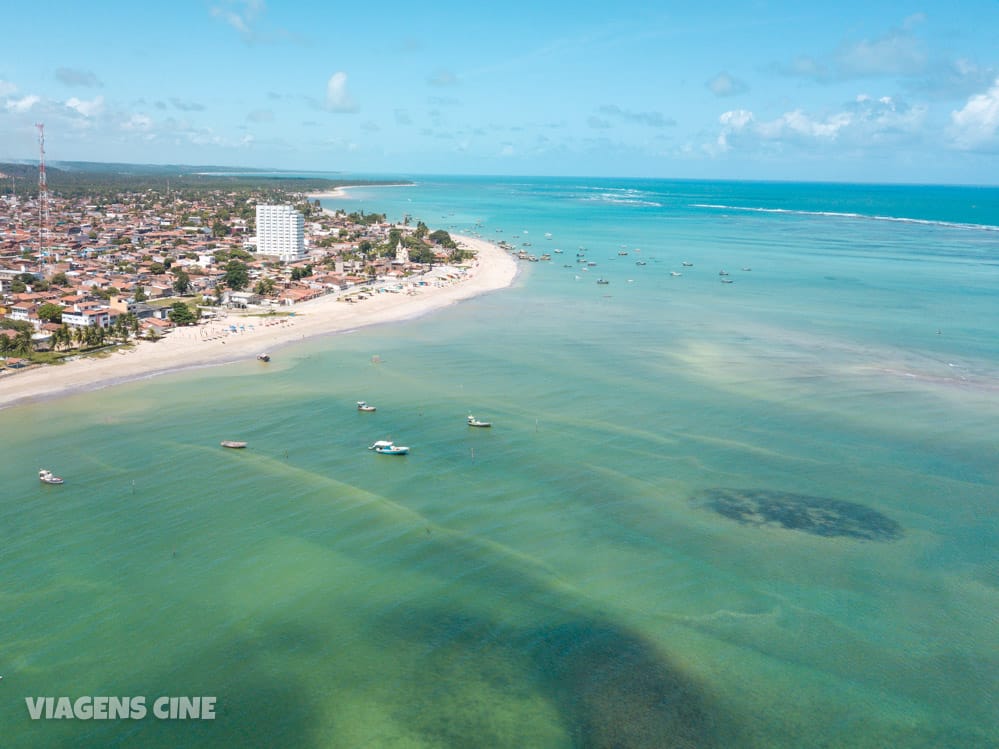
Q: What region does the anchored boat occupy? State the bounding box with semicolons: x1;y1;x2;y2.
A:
39;469;64;485
369;440;409;455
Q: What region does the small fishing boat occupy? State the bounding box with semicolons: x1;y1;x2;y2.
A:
220;441;247;449
596;278;610;285
719;270;729;276
682;261;693;267
670;271;682;277
357;401;377;412
721;278;734;284
39;469;64;485
635;260;647;266
257;353;270;362
618;250;629;256
369;440;409;455
467;415;492;428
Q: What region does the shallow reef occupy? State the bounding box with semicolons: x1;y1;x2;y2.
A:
691;487;903;541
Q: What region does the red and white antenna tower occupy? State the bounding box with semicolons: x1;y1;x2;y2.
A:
36;122;48;259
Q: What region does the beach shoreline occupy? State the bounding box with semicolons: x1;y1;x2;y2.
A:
0;234;517;411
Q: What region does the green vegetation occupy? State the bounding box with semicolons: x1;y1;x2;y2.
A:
167;302;197;326
223;259;249;290
37;303;64;323
172;268;192;295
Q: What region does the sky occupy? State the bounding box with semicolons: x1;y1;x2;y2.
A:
2;1;999;184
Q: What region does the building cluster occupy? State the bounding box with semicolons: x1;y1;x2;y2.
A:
0;186;460;363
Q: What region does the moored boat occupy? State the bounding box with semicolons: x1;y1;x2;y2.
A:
596;278;610;285
467;415;492;428
257;353;270;362
368;440;410;455
39;469;64;485
357;401;377;412
220;440;247;449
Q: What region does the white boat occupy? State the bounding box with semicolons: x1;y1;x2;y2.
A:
682;261;693;267
596;278;610;285
467;415;492;428
369;440;409;455
670;271;682;277
220;440;247;449
39;469;64;485
357;401;377;412
257;353;270;362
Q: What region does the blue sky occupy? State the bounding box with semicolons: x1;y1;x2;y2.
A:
2;1;999;183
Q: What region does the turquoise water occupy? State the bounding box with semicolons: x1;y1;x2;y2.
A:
2;177;998;747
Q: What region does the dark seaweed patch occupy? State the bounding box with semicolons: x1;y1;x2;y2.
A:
527;620;720;749
385;611;723;749
692;487;902;541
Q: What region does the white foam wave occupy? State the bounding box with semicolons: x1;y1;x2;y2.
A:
580;193;663;207
691;203;999;233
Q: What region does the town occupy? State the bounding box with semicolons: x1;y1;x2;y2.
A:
0;170;471;372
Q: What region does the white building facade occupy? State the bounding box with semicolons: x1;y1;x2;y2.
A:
255;205;306;262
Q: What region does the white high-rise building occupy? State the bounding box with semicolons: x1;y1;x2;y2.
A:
255;205;306;262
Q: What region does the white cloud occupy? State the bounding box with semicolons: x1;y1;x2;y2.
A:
778;17;927;82
835;28;926;77
0;79;18;97
707;72;749;98
756;109;853;140
719;109;753;129
950;78;999;150
65;95;105;118
211;0;263;36
325;72;357;113
711;95;927;156
6;94;40;113
122;113;153;131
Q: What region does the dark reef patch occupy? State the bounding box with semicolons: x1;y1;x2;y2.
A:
382;610;725;748
692;487;902;541
527;620;720;748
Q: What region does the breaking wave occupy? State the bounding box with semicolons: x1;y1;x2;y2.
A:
691;203;999;233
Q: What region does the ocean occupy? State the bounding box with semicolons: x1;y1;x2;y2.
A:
2;176;997;747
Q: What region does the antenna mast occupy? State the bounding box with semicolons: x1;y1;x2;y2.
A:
36;123;48;260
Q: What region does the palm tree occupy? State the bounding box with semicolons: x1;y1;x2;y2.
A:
14;329;34;356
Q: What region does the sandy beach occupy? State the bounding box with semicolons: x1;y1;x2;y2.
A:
0;235;517;410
